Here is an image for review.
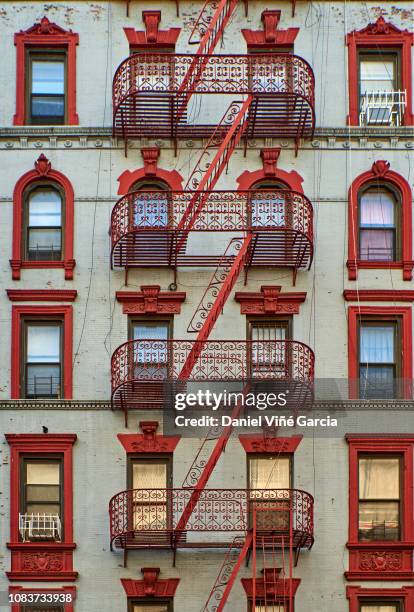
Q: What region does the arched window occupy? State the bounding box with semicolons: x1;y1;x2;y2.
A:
359;185;399;262
24;184;63;261
347;161;413;281
250;180;289;227
11;155;75;280
129;179;170;228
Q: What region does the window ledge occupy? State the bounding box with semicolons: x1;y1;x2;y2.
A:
10;258;76;280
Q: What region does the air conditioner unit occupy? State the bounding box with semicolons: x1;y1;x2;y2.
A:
360;90;406;127
19;513;62;542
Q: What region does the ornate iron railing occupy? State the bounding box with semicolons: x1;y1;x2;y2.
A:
109;488;314;550
111;339;314;394
111;189;314;270
113;53;314;106
112;53;315;139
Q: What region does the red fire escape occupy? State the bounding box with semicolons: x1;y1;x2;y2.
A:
111;4;315;607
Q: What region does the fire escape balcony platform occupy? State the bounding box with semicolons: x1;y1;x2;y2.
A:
109;487;314;552
111;190;313;271
111;339;314;411
112;54;315;140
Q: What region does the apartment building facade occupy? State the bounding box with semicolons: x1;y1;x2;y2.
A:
0;1;413;611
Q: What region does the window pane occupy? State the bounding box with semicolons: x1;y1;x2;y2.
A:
360;229;394;261
133;192;168;227
359;457;400;499
133;323;169;341
29;190;62;227
360;60;395;93
360;326;394;364
251;193;286;227
27;462;60;485
249;457;290;490
251;324;286;342
133;462;167;489
26;485;60;503
28;228;62;260
26;503;61;515
359;365;395;399
27;325;61;363
360;190;394;227
31;96;65;118
359;501;400;540
32;61;64;94
26;365;61;398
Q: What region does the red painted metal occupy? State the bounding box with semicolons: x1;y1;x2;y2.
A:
112;53;315;141
110;339;314;411
187;238;251;334
111;189;314;271
176;0;239;121
201;535;251;612
109;488;314;552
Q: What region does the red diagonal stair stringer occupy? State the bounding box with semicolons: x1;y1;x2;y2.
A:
175;0;239;122
174;96;252;257
201;533;253;612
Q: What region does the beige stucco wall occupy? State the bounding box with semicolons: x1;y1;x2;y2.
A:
0;1;413;611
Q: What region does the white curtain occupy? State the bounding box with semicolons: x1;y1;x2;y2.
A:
360;326;394;364
29;189;62;227
360;190;394;226
359;457;399;500
360;60;395;93
361;606;398;612
249;457;290;490
133;323;168;364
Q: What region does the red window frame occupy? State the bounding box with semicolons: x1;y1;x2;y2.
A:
9;586;76;612
117;147;183;195
347;161;413;281
347;586;414;611
237;148;304;194
347;305;412;400
346;17;413;126
345;435;414;581
5;434;77;581
14;17;79;126
10;154;75;281
11;304;73;399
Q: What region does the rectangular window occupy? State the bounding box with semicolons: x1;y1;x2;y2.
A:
358;455;401;542
28;52;66;125
128;457;172;532
358;52;404;126
129;319;171;379
20;457;63;542
249;320;291;378
23;320;62;399
248;454;292;531
359;320;400;399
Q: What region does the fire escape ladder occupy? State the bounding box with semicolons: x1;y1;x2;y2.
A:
201;533;253;612
174;0;239;122
174;97;252;258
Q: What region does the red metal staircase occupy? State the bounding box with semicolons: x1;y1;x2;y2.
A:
175;0;240;122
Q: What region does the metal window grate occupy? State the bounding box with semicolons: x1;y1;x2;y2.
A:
359;90;406;126
19;512;62;542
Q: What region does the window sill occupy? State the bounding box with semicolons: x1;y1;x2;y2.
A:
6;541;77;581
10;258;76;280
347;259;414;280
345;541;414;581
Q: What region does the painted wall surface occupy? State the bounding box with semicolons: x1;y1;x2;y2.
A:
0;1;413;611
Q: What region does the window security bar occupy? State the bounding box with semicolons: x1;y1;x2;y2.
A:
19;512;62;542
359;90;406;126
28;243;62;261
26;375;61;398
